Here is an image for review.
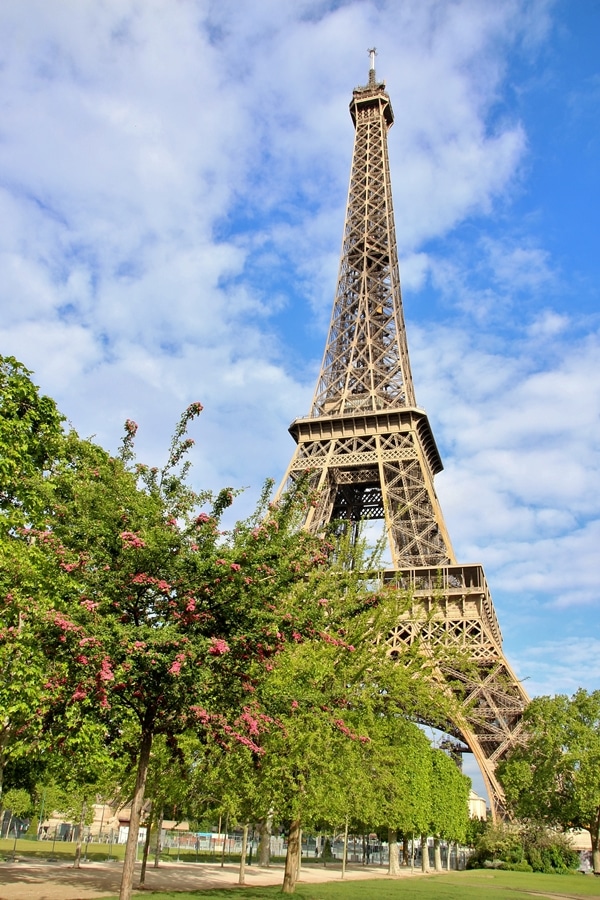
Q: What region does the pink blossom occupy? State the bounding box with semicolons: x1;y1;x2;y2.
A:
98;657;114;682
292;631;302;642
131;573;152;585
190;705;210;724
187;402;204;416
120;531;146;549
79;637;98;647
318;598;329;606
72;686;87;701
196;513;211;524
240;709;261;736
166;516;177;527
169;653;186;676
230;563;241;572
125;419;138;436
291;700;299;710
215;559;227;566
209;638;230;656
53;612;80;633
133;641;146;650
80;599;99;612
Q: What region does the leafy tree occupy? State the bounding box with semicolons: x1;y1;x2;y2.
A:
429;748;470;869
1;785;32;859
365;715;432;875
0;357;67;800
2;357;354;899
498;689;600;873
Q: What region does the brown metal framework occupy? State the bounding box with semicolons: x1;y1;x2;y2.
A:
277;57;528;818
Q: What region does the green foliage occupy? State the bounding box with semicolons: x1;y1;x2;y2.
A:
0;355;64;526
498;689;600;871
429;748;470;843
1;787;32;819
467;820;580;874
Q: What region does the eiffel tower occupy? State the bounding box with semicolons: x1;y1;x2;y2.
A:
277;51;529;819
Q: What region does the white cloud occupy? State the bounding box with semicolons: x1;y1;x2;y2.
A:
516;637;600;697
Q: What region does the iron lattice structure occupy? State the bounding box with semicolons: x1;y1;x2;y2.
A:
277;58;529;818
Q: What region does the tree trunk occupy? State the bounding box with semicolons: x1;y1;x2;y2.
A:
433;837;442;871
73;802;87;869
139;802;153;885
282;818;301;894
421;834;429;873
258;814;272;866
388;828;400;875
220;816;229;868
341;816;349;878
238;822;249;885
402;834;409;866
119;729;153;900
153;806;163;868
591;814;600;874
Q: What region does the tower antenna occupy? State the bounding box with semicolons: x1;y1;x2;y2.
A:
368;47;377;83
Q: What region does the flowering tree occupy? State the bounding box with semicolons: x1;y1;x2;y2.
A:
12;400;345;900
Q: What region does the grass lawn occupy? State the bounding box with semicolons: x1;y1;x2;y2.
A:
0;835;127;862
93;870;600;900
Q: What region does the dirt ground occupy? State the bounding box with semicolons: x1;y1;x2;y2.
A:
0;859;411;899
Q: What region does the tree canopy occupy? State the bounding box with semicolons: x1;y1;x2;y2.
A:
498;689;600;874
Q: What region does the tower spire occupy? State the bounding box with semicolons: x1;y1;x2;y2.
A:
276;68;529;820
368;46;377;84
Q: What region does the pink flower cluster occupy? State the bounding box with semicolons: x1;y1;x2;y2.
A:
53;612;81;634
222;724;263;754
190;705;211;724
120;531;146;549
169;652;186;676
319;632;355;651
130;573;171;593
209;638;230;656
80;598;99;612
98;657;115;682
333;718;369;742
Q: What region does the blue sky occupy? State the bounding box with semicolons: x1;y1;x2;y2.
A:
1;1;599;789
